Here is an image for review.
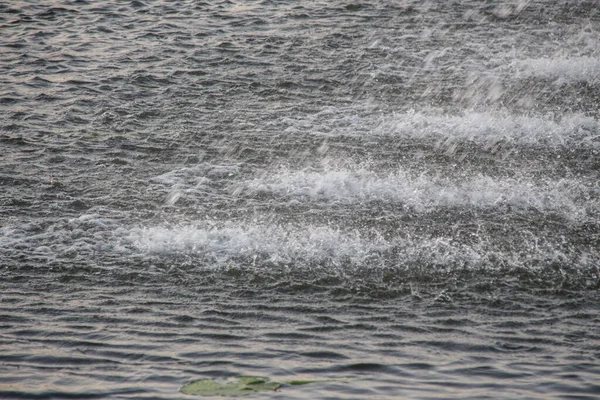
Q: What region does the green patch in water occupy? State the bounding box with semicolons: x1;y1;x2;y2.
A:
180;376;280;397
180;376;347;396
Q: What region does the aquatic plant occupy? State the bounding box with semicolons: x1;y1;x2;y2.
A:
180;376;341;396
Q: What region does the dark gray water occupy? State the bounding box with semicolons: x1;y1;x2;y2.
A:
1;1;599;399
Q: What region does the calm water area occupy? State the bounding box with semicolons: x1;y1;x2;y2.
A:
1;1;599;399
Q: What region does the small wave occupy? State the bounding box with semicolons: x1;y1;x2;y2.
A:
238;167;594;219
125;221;599;282
374;110;599;147
0;214;129;262
277;108;599;148
127;223;388;266
511;56;600;83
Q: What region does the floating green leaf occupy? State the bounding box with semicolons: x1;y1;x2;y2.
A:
180;376;351;396
180;376;280;397
287;380;323;386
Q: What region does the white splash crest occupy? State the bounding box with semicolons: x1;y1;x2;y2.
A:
125;222;599;275
239;167;592;219
510;56;600;83
127;223;390;265
373;110;598;147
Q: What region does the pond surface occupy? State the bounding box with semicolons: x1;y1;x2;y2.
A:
1;1;599;398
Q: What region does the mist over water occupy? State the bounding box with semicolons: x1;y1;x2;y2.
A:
1;1;599;399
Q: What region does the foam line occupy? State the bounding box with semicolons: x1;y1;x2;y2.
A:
239;168;593;219
374;110;598;147
127;223;388;264
511;56;600;83
126;222;598;273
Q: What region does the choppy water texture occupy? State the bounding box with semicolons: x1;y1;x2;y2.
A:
1;1;599;399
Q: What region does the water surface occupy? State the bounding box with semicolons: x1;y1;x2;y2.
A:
1;1;599;399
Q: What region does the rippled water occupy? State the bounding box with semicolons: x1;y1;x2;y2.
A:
1;1;599;399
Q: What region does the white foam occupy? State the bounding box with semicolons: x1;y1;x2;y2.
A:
125;222;599;275
511;56;600;83
275;107;599;148
127;223;389;265
239;167;593;219
374;110;599;147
